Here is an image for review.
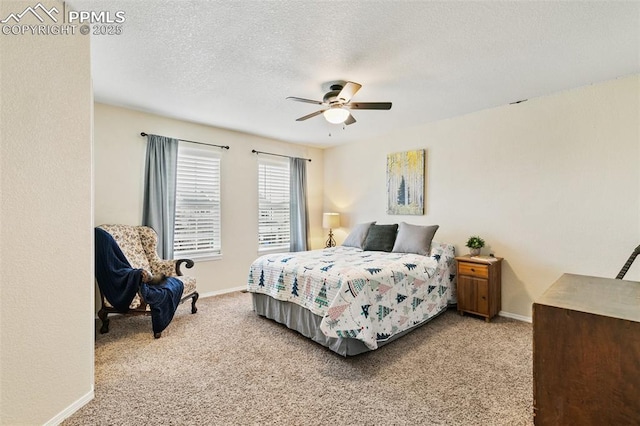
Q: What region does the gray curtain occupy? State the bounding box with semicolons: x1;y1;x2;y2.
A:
290;157;309;252
142;134;179;259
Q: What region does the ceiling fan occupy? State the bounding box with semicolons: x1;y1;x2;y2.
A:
286;81;392;125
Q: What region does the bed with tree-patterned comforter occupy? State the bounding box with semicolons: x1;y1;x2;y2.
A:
247;242;456;354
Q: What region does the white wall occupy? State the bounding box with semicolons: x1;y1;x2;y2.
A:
94;103;324;297
324;75;640;319
0;1;94;424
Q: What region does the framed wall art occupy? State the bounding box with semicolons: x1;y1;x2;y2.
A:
387;149;425;215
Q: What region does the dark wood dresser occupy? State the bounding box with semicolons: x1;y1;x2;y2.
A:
533;273;640;424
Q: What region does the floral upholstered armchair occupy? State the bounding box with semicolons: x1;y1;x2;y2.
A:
96;224;198;335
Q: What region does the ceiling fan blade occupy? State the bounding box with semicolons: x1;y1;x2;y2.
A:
344;113;356;126
296;109;325;121
337;82;362;103
286;96;324;105
347;102;392;110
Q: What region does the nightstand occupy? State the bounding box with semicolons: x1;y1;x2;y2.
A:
455;255;503;322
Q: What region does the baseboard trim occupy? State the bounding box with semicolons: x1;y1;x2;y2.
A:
199;285;247;299
44;387;94;426
499;311;532;323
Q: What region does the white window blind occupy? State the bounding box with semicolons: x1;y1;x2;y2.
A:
173;144;221;260
258;157;290;251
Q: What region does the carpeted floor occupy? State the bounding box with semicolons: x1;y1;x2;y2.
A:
64;291;533;425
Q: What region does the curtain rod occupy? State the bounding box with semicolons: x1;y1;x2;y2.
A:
251;149;311;162
140;132;230;150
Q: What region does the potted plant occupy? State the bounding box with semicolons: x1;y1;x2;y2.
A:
465;236;485;256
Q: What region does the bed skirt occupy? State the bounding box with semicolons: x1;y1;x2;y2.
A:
251;293;448;357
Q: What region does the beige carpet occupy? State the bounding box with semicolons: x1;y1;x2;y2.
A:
64;291;533;425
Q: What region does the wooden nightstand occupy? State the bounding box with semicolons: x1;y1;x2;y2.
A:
455;255;503;322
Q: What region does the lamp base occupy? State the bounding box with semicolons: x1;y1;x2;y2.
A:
325;229;336;248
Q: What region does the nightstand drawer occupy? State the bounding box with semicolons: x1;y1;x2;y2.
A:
458;262;489;278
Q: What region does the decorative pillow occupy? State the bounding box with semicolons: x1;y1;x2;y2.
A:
392;222;439;256
342;221;376;249
362;224;399;252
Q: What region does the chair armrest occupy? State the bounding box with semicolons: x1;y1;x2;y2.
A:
176;259;194;276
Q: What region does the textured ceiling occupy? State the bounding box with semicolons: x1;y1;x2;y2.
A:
78;1;640;147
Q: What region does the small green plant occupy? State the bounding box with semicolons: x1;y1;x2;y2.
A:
465;236;485;249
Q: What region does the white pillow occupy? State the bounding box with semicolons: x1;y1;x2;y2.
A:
392;222;439;256
342;221;376;249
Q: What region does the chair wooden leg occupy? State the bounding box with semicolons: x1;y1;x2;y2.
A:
154;332;162;338
98;309;110;334
191;292;199;314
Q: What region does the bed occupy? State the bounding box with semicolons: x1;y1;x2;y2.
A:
247;222;456;356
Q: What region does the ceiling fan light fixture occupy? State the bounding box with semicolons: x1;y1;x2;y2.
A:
288;81;391;126
323;106;350;124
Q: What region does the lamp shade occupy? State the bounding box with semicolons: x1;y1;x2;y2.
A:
322;212;340;229
323;107;350;124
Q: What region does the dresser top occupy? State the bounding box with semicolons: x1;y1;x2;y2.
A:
535;273;640;323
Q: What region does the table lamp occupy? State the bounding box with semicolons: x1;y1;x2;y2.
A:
322;212;340;248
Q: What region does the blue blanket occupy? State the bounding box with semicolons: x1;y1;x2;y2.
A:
94;228;184;335
140;277;183;335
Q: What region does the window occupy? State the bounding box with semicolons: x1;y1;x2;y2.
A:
173;144;221;260
258;157;290;251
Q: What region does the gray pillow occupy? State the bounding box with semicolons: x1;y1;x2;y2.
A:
342;221;376;249
362;224;399;252
392;222;439;256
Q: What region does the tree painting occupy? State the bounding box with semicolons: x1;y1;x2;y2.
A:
387;149;425;215
397;176;406;205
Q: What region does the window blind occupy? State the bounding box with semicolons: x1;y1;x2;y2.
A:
258;157;290;250
174;145;221;259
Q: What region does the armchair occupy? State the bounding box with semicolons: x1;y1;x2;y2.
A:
96;224;199;336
